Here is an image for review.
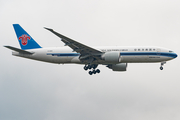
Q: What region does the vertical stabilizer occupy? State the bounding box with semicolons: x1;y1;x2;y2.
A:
13;24;41;50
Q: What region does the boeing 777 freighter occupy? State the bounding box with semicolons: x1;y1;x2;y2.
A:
4;24;178;75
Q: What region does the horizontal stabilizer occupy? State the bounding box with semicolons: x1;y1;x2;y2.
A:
4;46;33;54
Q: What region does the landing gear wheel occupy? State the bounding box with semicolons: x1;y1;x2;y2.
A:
96;69;100;73
160;66;163;70
93;69;96;74
89;71;93;75
160;62;166;70
84;66;88;70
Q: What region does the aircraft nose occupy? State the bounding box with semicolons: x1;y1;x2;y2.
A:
169;52;177;59
174;53;178;58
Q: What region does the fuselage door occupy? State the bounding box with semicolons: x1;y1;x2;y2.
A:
157;49;161;55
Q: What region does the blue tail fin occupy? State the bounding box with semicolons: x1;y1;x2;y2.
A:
13;24;42;50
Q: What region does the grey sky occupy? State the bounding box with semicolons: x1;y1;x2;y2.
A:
0;0;180;120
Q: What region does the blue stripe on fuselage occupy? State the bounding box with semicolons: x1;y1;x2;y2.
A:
47;52;177;58
121;52;177;58
47;53;80;57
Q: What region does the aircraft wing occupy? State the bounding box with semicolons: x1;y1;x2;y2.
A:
44;27;103;56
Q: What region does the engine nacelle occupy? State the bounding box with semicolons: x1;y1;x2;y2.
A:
107;63;127;71
101;51;121;63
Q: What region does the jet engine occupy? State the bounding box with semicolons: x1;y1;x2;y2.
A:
101;51;121;63
107;63;127;71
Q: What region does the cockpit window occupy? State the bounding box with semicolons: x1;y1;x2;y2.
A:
169;50;173;53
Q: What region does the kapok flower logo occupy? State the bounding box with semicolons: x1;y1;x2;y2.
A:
19;34;31;46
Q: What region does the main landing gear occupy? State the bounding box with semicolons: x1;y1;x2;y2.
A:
84;64;100;75
160;61;166;70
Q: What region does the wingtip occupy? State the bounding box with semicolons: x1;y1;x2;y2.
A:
4;45;9;48
44;27;53;31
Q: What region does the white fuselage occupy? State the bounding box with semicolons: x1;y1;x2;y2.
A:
12;46;177;65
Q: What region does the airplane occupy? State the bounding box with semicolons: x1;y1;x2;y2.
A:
4;24;178;75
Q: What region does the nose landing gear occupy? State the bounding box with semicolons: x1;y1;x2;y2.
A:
84;64;100;75
160;61;166;70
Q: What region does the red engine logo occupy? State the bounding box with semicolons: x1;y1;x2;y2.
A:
19;34;31;46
